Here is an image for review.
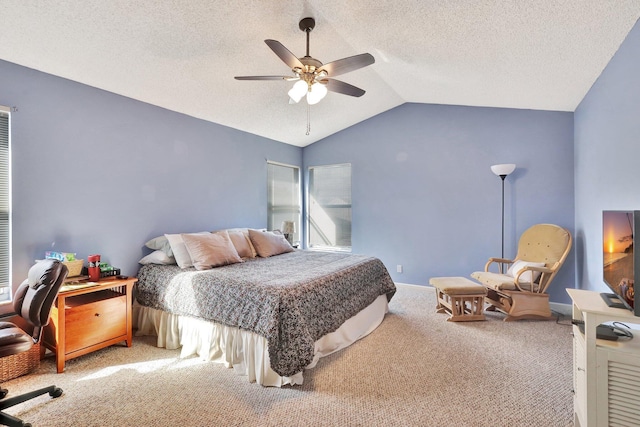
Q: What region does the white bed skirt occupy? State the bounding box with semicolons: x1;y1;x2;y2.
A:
133;294;389;387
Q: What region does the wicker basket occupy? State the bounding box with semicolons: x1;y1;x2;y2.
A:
63;259;84;277
0;341;40;382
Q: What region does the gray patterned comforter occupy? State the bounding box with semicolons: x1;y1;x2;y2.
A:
136;250;396;376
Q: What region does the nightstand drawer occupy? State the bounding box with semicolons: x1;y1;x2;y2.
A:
44;278;136;373
64;291;127;354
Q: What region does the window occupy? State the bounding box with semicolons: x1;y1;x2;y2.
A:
0;107;10;303
267;162;300;245
307;163;351;251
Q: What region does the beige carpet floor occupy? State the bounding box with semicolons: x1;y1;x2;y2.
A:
1;284;574;426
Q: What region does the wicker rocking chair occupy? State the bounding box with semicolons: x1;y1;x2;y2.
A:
471;223;572;321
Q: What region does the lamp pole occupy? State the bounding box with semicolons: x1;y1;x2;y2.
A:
499;174;507;259
490;164;516;264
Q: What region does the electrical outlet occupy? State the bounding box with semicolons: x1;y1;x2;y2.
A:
396;264;403;273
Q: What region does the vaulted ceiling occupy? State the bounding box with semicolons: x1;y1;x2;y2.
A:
2;2;639;147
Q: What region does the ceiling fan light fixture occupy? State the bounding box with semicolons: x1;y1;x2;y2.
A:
307;82;327;105
235;17;375;134
288;80;307;103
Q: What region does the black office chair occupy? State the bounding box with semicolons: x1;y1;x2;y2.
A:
0;259;68;427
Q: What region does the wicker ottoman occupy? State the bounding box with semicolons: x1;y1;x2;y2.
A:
429;277;487;322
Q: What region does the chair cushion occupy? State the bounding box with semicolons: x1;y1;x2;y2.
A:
517;224;571;265
429;277;487;295
0;326;33;357
471;271;539;292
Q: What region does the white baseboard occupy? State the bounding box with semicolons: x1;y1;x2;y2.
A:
395;282;437;293
395;282;432;290
549;301;572;316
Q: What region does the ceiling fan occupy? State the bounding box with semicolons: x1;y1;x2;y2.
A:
235;17;375;105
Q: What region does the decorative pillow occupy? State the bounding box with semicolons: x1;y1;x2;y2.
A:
165;232;210;269
181;231;242;270
145;235;172;256
138;250;176;265
226;230;255;258
221;228;261;257
507;260;545;283
248;229;294;258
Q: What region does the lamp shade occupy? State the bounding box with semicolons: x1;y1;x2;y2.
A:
490;164;516;177
288;80;307;103
306;82;327;105
281;220;296;235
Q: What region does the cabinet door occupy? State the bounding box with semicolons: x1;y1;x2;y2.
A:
65;295;127;353
596;348;640;426
573;329;587;425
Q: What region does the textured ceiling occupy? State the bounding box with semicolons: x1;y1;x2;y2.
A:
1;1;640;147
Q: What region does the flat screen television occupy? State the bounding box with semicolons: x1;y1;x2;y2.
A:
602;210;639;316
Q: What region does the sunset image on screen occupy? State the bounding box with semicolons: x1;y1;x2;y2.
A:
603;211;634;307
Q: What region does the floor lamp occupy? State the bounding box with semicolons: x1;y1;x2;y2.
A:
490;164;516;261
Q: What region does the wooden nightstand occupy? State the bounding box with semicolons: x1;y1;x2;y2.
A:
43;277;137;373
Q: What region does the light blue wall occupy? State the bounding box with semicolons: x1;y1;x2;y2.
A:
14;23;631;308
575;19;640;292
5;18;639;310
304;103;575;304
0;60;301;296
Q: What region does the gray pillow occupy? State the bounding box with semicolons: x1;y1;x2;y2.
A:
145;235;172;256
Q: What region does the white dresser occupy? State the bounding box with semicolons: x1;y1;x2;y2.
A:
567;289;640;427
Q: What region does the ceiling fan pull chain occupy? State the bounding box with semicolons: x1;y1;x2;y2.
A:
306;103;311;135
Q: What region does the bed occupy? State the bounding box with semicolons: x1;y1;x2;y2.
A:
134;241;396;387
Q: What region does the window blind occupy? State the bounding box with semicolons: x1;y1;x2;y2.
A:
267;162;301;244
0;109;10;302
308;163;351;251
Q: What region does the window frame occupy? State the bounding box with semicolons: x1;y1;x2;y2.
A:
306;163;352;252
266;161;301;246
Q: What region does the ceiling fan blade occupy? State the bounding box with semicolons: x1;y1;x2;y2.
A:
321;53;375;77
265;39;304;70
320;79;366;97
235;75;297;81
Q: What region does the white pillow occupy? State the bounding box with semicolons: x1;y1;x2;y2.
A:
138;250;176;265
165;232;210;269
507;260;545;283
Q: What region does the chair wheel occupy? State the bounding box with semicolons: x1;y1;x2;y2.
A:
23;423;32;427
0;388;7;399
49;387;63;398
